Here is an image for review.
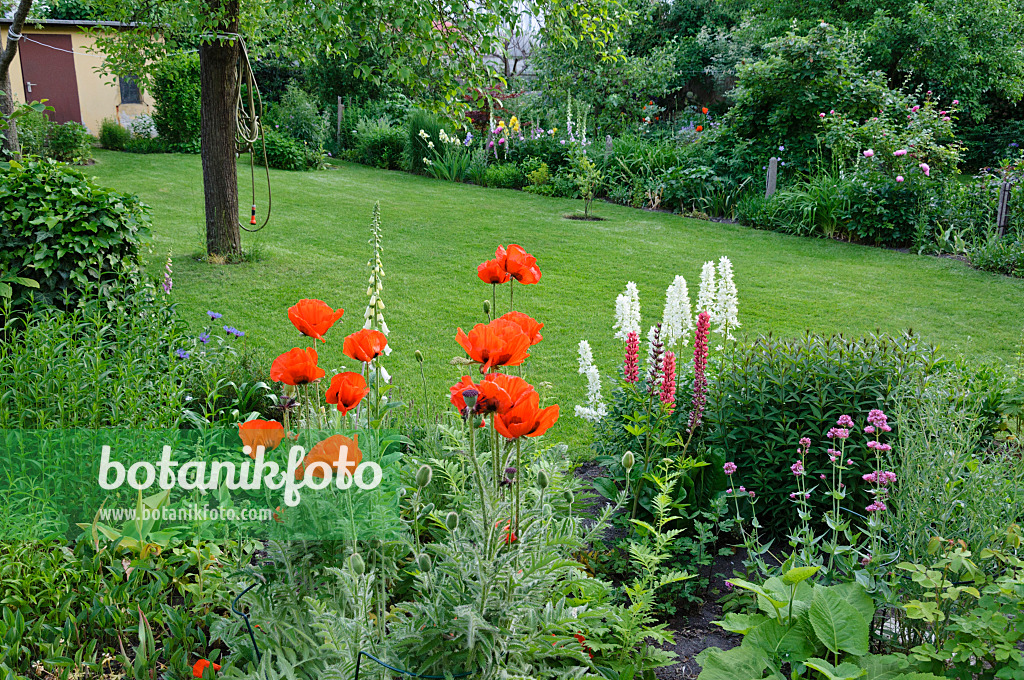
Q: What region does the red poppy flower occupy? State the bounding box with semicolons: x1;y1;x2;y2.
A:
483;373;535;408
496;519;517;544
325;372;369;415
450;375;513;414
193;660;222;678
288;299;344;343
574;633;594;659
270;347;325;385
296;434;363;479
477;258;511;285
343;329;388;363
238;419;285;458
455;318;531;373
494;391;559;439
496;244;541;284
702;107;709;115
696;125;703;132
498;311;543;345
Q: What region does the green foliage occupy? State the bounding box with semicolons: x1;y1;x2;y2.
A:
47;121;94;163
570;147;604;217
968;235;1024;277
268;82;329;148
406;109;443;174
708;332;942;537
422;128;473;182
150;53;201;147
354;116;405;170
256;128;318;170
99;117;132;150
753;168;850;238
723;23;892;174
482;162;525;189
0;157;150;309
12;108;50;156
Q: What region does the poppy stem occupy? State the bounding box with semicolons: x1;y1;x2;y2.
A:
491;284;496;321
491;418;499;493
468;417;490;536
509;279;514;312
514;437;522;535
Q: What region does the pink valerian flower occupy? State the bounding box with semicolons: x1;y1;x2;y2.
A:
864;425;875;434
798;437;811;449
867;409;892;432
738;486;746;493
660;351;677;410
866;501;887;513
827;448;840;462
748;491;756;498
726;488;733;493
723;461;737;475
687;312;710;432
827;427;850;440
624;332;640;383
791;460;805;476
836;414;854;428
861;555;872;567
867;440;892;452
862;470;897;486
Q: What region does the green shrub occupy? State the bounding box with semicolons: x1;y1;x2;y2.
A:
15;109;50;156
151;53;201;146
550;167;579;197
406;109;443;174
708;332;943;537
123;136;166;154
483;162;525;189
46;121;92;162
0;157;150;308
256;128;306;170
967;233;1024;276
354;117;405;170
268;82;329;148
98;118;130;150
756;170;851;238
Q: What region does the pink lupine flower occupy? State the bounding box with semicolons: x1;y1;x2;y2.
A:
624;332;640;383
687;312;710;432
724;462;737;475
660;351;677;409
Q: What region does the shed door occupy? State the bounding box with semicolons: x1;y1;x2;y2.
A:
19;34;82;124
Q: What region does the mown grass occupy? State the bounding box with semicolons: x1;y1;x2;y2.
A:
88;150;1024;450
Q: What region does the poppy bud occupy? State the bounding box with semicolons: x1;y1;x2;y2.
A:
483;300;491;315
445;511;460;531
415;350;424;363
417;553;432;572
622;451;635;471
420;502;435;518
416;464;433;488
398;487;407;498
563;489;575;505
350;552;365;575
536;470;549;490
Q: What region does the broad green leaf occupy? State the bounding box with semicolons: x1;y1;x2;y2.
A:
804;658;867;680
714;612;768;634
746;618;816;665
782;565;821;585
829;582;876;626
859;654;911;680
809;585;869;656
695;645;769;680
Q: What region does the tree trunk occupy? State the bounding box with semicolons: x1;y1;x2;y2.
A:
199;0;241;258
0;0;34;158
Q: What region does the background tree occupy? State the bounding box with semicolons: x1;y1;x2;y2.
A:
0;0;34;157
93;0;628;259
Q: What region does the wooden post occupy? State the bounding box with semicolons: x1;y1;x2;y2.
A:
765;157;778;198
337;96;343;147
997;181;1011;237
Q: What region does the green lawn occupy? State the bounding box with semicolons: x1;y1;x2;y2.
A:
88;150;1024;450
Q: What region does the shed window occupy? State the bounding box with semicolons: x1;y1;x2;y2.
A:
119;75;142;104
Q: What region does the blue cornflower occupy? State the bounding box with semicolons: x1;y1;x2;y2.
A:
198;332;211;344
224;326;245;338
175;348;190;359
207;311;223;320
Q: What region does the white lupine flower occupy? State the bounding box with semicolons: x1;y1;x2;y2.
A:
612;282;641;340
695;261;717;315
714;255;740;339
662;275;693;349
575;340;607;422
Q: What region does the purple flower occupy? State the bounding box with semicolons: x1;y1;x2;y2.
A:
748;491;756;498
723;461;737;475
866;501;887;513
827;427;850;440
791;461;805;476
175;348;190;360
207;311;223;320
863;149;875;158
798;437;811;449
837;415;854;428
198;332;210;344
223;326;245;338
